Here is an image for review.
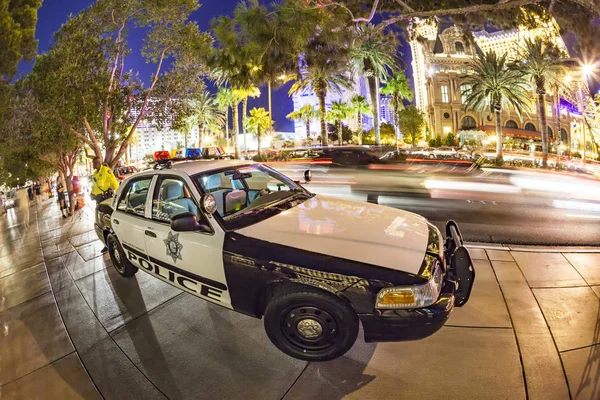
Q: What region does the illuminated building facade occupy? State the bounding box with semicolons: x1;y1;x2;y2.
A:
409;19;592;154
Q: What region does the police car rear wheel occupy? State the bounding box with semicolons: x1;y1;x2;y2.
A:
107;234;137;278
264;288;358;361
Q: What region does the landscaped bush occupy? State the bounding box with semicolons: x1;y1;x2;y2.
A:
428;136;442;147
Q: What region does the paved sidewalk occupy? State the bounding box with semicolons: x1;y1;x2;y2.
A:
0;198;599;399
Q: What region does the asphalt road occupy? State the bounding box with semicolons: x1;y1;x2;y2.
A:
275;163;600;246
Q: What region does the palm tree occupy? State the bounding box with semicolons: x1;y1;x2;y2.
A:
463;51;531;160
289;70;352;146
351;24;398;146
246;107;273;158
236;86;261;157
215;87;233;147
350;95;371;145
211;15;261;159
381;72;413;149
518;38;567;167
287;104;318;148
327;101;352;146
194;91;225;147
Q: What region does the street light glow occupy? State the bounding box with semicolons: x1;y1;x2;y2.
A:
582;64;594;78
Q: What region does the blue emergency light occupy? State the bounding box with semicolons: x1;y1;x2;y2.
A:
185;148;202;158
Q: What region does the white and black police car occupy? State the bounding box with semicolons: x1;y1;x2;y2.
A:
95;159;475;361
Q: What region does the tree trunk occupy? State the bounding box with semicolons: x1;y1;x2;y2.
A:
268;81;273;129
197;124;203;148
495;109;503;159
368;76;381;145
232;101;240;159
317;90;328;146
357;112;363;145
306;120;312;148
257;127;262;158
537;92;548;168
411;131;416;147
225;108;230;150
338;121;342;146
242;97;248;157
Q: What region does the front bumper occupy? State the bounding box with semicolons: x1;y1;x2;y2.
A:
360;220;475;343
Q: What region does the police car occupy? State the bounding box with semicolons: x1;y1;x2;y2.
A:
94;159;475;361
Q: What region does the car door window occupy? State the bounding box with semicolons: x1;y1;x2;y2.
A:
116;177;152;216
152;177;201;223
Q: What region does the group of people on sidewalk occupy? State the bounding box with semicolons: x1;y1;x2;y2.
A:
11;156;119;237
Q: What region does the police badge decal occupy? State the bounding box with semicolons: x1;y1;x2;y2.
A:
164;231;183;263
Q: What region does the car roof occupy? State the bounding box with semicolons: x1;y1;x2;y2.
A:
165;159;255;175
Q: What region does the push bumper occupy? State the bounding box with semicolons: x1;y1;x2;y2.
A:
360;220;475;343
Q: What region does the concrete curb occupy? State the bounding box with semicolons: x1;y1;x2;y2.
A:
465;242;600;253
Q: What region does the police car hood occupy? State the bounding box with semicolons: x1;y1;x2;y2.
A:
237;195;429;275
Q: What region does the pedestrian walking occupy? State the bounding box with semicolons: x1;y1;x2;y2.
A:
17;187;30;229
56;176;68;219
91;156;119;253
34;181;42;208
27;185;33;201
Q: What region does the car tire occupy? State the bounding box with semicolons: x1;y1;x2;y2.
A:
264;287;359;362
429;154;436;159
107;233;138;278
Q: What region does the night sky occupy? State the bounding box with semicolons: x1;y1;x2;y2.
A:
17;1;597;132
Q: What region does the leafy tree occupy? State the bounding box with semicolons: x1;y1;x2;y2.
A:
350;95;371;145
327;101;353;146
212;13;262;159
194;91;225;147
0;0;42;81
28;0;212;168
237;86;261;157
215;87;233;146
517;38;567;167
463;51;530;159
398;106;425;147
287;3;354;145
351;24;398;145
445;133;456;147
381;71;413;147
246;107;273;157
287;104;318;148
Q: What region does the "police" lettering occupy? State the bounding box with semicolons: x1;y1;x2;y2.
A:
127;251;223;302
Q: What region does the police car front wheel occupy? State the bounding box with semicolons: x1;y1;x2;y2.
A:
107;234;138;278
264;288;358;362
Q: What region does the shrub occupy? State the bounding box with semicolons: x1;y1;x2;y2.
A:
428;136;442;147
445;133;455;147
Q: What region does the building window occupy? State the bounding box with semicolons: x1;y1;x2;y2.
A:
460;84;471;104
441;85;449;103
546;104;553;117
461;116;477;130
524;122;537;131
548;127;553;139
505;120;518;129
443;112;451;119
455;42;465;55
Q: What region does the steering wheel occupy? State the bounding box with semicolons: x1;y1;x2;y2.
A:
257;187;271;197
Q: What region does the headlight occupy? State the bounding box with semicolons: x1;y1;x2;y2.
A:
376;261;444;309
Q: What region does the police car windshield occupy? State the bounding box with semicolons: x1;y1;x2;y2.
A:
193;164;312;230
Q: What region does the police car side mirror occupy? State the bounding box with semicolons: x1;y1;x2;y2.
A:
171;212;211;233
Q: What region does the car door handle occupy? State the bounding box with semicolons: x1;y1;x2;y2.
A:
145;230;157;238
113;219;120;225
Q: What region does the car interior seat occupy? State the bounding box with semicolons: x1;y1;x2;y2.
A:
224;190;247;216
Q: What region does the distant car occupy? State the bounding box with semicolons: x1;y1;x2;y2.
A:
4;190;16;209
94;160;475;362
379;149;408;162
114;166;140;182
316;147;380;166
456;149;474;160
432;147;457;158
410;147;436;158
